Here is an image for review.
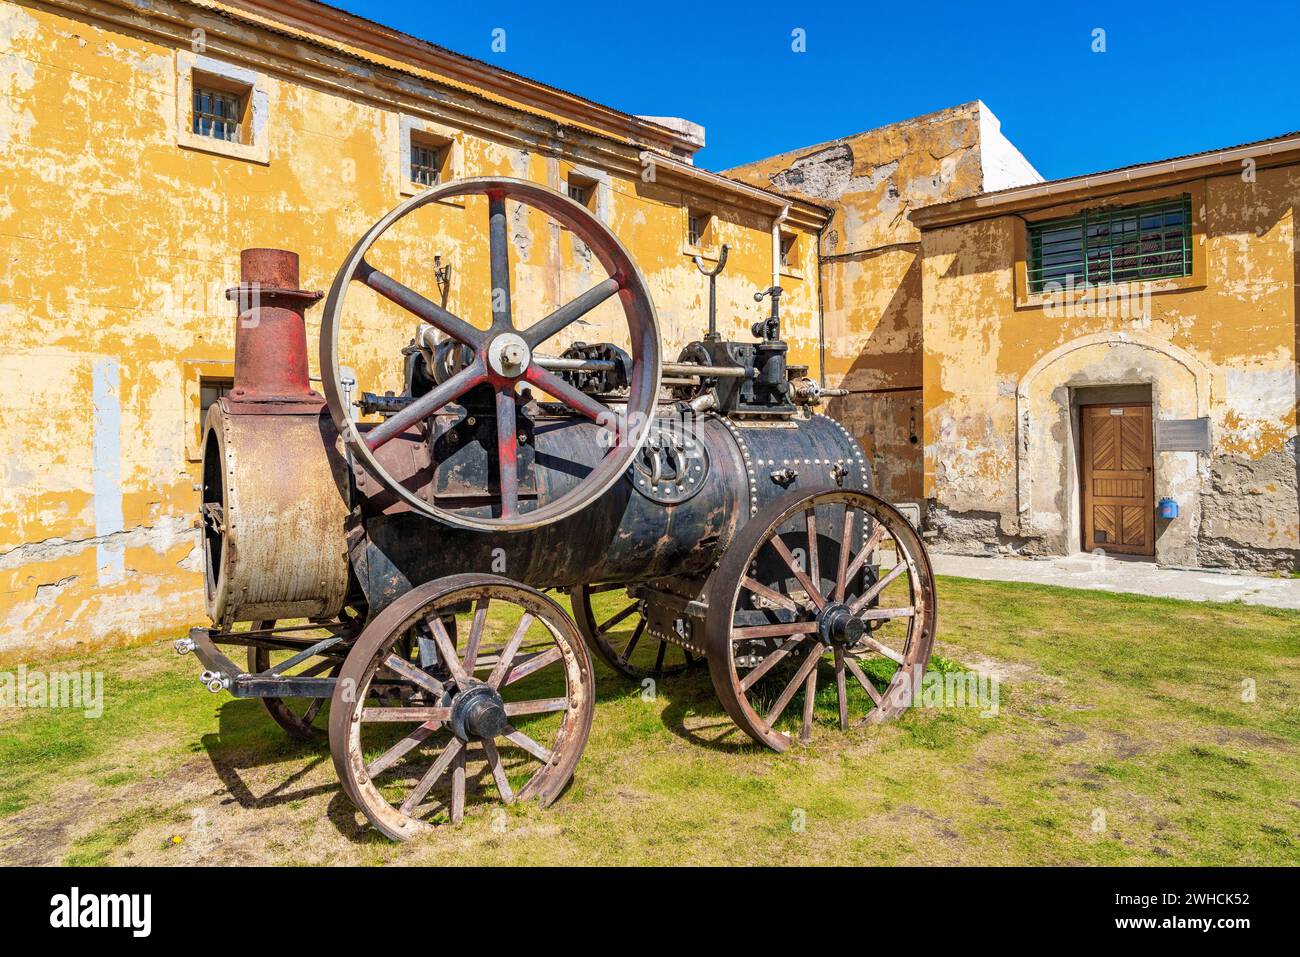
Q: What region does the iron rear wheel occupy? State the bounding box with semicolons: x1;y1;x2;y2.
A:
329;574;594;842
705;487;938;752
570;584;695;681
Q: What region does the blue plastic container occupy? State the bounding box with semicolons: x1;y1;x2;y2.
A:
1158;497;1179;520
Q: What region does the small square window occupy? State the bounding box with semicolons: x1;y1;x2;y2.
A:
192;86;245;143
411;141;442;187
687;209;712;248
779;231;798;268
567;174;597;209
176;53;267;164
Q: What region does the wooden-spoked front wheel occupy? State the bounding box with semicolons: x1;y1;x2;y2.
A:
705;488;937;752
570;584;695;681
329;574;593;842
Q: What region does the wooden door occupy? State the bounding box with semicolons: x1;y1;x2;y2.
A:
1080;404;1154;556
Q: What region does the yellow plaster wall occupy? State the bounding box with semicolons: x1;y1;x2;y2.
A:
0;0;820;659
726;104;989;504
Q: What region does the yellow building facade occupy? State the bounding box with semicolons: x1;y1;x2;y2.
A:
0;0;826;660
3;0;1295;664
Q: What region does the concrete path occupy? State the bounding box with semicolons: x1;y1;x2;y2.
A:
930;552;1300;610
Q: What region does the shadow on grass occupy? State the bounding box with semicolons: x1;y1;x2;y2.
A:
200;698;337;811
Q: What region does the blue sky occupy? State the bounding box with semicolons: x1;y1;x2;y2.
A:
334;0;1300;179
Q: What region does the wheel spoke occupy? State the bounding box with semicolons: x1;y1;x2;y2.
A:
857;634;906;664
361;706;453;723
464;597;490;670
367;721;441;777
800;659;817;744
860;606;916;622
495;389;519;519
382;653;444;696
488;192;513;331
356;261;487;348
768;536;827;611
739;636;806;692
522;275;624;348
301;697;325;726
834;646;849;730
731;620;819;641
837;522;885;603
843;656;883;707
742;576;807;614
503;697;569;716
481;737;514;804
623;619;645;660
364;358;487;452
763;641;824;728
429;617;470;684
833;507;853;602
502;726;554;763
486;613;534;688
599;602;639;635
653;640;667;677
848;561;907;616
450;748;466;824
399;737;464;815
523;365;621;437
503;646;563;686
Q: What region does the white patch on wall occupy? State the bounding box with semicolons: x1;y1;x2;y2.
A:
977;101;1043;193
1224;366;1297;439
92;359;124;584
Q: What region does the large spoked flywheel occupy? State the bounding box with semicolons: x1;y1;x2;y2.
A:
321;177;662;531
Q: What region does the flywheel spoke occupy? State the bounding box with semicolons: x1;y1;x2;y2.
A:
495;391;519;519
523;275;624;348
487;192;513;331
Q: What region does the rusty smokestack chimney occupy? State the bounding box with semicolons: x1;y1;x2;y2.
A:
226;248;323;403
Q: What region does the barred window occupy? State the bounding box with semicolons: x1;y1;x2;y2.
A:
192;86;243;143
1028;195;1192;292
411;143;441;187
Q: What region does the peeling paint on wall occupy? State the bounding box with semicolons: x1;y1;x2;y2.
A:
91;358;124;585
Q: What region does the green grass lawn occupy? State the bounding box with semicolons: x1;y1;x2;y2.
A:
0;576;1296;865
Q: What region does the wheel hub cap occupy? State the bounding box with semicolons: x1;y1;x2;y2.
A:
486;332;531;378
817;602;865;648
450;682;508;740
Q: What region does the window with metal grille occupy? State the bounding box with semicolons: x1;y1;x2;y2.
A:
192;86;244;143
1028;195;1192;292
410;142;441;187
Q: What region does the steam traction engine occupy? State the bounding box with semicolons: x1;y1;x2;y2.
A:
182;178;938;841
